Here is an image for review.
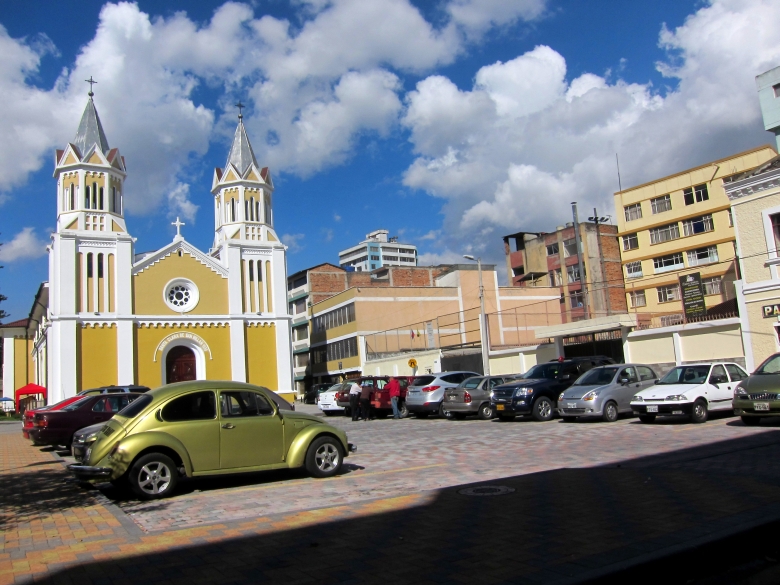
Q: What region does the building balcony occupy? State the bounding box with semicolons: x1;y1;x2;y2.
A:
291;313;309;325
292;339;309;352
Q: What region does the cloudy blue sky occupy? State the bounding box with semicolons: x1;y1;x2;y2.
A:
0;0;778;321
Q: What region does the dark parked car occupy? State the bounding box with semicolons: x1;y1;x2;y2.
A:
303;383;332;405
491;357;613;421
77;384;150;396
28;393;143;448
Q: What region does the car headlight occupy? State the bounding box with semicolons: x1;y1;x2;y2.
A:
558;392;565;402
582;390;599;401
734;385;748;398
515;387;534;397
632;395;643;402
665;395;687;401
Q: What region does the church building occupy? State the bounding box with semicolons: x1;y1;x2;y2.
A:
1;89;293;406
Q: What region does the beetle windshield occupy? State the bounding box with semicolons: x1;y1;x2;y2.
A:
573;367;618;386
756;355;780;375
658;365;710;385
521;364;561;380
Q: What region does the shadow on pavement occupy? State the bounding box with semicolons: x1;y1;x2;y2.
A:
27;429;780;585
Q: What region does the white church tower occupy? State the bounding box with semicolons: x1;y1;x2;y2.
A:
210;106;292;386
48;83;135;402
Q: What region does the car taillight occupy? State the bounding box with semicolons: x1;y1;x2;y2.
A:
422;386;440;392
464;392;472;403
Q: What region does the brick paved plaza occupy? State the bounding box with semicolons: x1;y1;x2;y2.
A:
4;408;780;584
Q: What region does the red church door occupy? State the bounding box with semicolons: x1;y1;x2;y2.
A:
166;346;197;383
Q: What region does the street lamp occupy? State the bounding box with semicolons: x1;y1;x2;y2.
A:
463;255;490;375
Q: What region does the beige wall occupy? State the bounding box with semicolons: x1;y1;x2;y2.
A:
489;344;557;375
246;324;279;390
364;349;441;377
733;190;780;284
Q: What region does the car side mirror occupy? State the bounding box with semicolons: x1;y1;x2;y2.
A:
619;378;629;385
654;379;660;384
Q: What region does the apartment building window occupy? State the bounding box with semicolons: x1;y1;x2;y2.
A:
293;324;309;341
294;353;309;368
370;255;380;261
682;214;714;237
327;337;358;362
289;298;306;315
313;303;356;333
771;214;780;252
383;256;399;262
649;223;680;244
702;277;722;295
728;209;734;227
546;242;559;256
625;261;643;279
566;264;583;283
774;83;780;98
401;257;415;263
687;246;718;267
651;195;672;214
548;269;562;286
653;252;684;273
563;238;578;258
624;203;642;221
623;233;638;251
287;275;307;291
629;290;646;307
657;285;681;303
569;291;584;308
684;184;709;205
312;347;327;364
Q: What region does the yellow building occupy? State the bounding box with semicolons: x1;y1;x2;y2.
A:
1;91;293;405
307;264;561;382
615;146;777;324
726;156;780;369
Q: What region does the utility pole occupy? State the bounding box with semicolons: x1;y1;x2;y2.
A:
463;255;490;375
571;203;589;320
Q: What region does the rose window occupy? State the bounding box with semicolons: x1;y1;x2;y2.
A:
168;285;190;307
163;278;199;312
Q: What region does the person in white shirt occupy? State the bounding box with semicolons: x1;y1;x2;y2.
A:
348;382;361;421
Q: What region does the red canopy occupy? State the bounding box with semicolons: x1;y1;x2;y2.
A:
15;383;47;412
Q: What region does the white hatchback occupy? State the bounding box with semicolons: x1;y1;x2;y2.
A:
317;384;346;416
630;362;748;423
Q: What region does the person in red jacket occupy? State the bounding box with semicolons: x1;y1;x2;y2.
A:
387;377;402;419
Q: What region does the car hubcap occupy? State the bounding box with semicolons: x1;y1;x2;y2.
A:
608;405;616;419
539;401;551;418
695;405;704;418
315;443;339;472
482;406;491;417
137;462;172;495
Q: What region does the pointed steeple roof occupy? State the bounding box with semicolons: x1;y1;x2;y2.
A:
73;96;110;157
225;116;258;176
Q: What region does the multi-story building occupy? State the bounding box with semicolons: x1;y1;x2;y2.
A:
503;221;627;321
309;264;561;384
338;229;417;272
757;65;780;151
287;263;457;393
614;145;777;322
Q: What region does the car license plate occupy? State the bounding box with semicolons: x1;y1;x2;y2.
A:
672;410;683;415
567;403;577;408
447;395;456;401
646;405;658;413
496;404;505;411
755;402;770;411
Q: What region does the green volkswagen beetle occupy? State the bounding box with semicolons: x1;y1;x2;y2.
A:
68;381;355;499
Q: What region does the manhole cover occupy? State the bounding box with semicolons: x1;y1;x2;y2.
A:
458;485;515;497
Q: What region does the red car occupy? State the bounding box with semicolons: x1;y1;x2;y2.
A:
23;397;83;441
28;394;143;449
335;376;413;418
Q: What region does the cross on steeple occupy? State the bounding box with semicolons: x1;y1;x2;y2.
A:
172;217;185;238
85;76;97;97
235;101;245;120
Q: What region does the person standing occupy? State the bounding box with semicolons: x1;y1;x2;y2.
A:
349;381;361;422
360;383;372;421
387;377;402;419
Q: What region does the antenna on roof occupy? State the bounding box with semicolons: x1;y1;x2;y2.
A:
616;153;623;192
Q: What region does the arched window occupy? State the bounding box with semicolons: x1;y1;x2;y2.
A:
255;200;260;222
92;182;98;209
99;186;104;210
245;200;249;222
85;186;91;209
231;199;236;222
69;184;75;211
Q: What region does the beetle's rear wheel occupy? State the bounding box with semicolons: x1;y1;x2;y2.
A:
128;453;178;500
305;436;344;478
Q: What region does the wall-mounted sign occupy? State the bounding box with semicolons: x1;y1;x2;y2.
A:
679;272;706;320
762;304;780;318
408;358;418;369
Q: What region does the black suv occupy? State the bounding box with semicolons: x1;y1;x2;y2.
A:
491;357;616;421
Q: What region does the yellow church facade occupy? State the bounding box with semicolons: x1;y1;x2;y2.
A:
1;92;293;405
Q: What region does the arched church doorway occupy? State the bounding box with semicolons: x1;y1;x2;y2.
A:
166;346;197;383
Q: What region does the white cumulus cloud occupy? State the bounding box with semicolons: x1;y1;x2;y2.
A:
0;228;48;262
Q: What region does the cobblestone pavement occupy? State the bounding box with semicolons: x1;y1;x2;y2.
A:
3;410;780;584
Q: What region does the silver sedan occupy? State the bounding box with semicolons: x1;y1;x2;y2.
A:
557;364;658;422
